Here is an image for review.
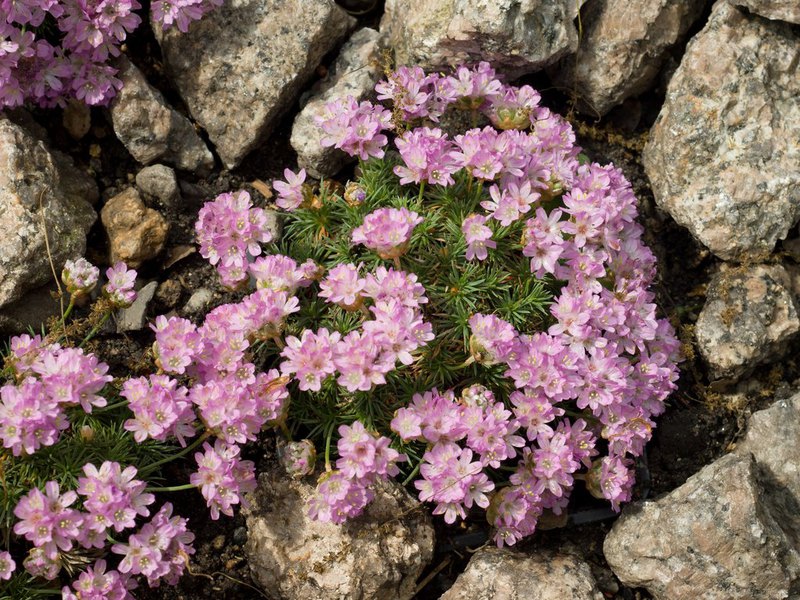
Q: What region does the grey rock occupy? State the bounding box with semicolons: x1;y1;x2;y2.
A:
244;469;434;600
736;391;800;502
153;0;355;170
381;0;586;78
440;547;603;600
183;288;214;314
733;0;800;24
643;1;800;261
135;164;180;208
604;452;800;600
552;0;708;116
109;57;214;173
292;28;383;178
100;188;170;268
116;281;158;332
0;116;97;309
695;263;799;380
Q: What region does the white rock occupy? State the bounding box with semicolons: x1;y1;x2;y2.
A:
733;0;800;24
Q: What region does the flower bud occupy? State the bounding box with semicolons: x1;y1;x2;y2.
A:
61;258;99;299
280;439;317;479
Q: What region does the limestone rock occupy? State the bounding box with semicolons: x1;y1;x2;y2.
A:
291;28;382;178
695;263;799;380
734;0;800;24
604;452;800;600
153;0;355;170
381;0;586;78
244;469;434;600
100;188;169;268
0;116;97;309
109;57;214;173
643;1;800;260
135;164;180;208
440;547;603;600
552;0;708;116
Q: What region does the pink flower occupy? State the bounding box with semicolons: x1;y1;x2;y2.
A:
280;328;341;391
0;551;15;581
393;127;461;187
462;214;496;261
273;168;307;211
352;207;423;259
104;262;137;307
191;440;256;520
319;263;365;309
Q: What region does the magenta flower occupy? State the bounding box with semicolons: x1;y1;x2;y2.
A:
61;559;131;600
393;127;460;187
14;481;83;558
191;439;256;520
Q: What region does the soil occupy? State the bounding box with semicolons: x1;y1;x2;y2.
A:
8;3;800;599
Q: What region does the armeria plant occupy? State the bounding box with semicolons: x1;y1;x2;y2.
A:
0;257;290;598
196;62;680;545
0;0;222;108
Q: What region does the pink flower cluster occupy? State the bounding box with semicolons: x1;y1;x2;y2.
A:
195;190;275;288
351;207;423;259
0;335;112;455
317;97;393;161
62;257;100;297
307;421;405;524
191;439;256;520
12;469;193;590
280;266;432;394
104;262;138;307
0;0;222;108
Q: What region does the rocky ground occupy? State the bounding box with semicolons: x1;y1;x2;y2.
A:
1;0;799;598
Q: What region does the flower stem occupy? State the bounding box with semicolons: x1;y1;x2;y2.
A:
139;431;211;476
145;483;197;493
401;459;422;487
80;312;111;346
418;180;426;203
324;423;334;472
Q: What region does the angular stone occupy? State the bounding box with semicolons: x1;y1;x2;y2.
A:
381;0;586;78
244;469;434;600
695;263;799;380
440;547;603;600
153;0;355;170
109;57;214;173
552;0;708;116
734;0;800;24
643;1;800;261
291;28;382;178
736;391;800;500
0;116;97;309
116;281;158;332
100;188;169;268
135;164;180;208
604;453;800;600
